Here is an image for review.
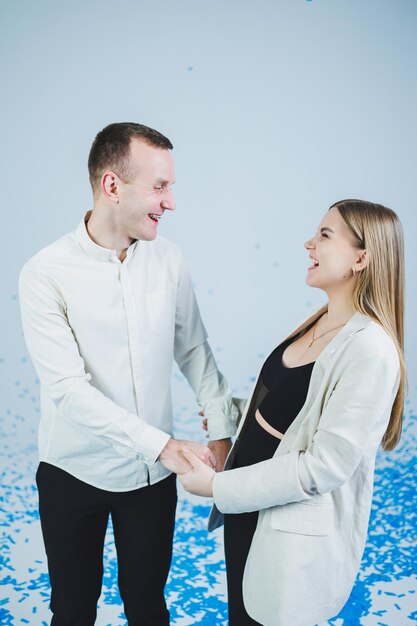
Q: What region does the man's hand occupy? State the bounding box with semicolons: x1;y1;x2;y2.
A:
208;438;232;472
159;438;217;475
179;447;215;497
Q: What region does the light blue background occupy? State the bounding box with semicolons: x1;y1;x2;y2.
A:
1;1;416;624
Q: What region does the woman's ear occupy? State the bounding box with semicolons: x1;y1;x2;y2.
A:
354;249;370;273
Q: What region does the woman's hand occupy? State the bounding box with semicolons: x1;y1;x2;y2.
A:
179;447;215;497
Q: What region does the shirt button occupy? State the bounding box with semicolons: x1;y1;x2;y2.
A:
138;453;144;461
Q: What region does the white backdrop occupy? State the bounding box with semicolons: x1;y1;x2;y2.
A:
1;0;416;406
1;1;416;624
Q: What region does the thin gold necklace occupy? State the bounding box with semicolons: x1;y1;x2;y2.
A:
308;321;346;348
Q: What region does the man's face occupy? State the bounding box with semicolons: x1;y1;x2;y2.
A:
117;138;176;241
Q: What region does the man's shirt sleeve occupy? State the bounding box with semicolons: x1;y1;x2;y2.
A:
173;252;238;440
19;262;169;465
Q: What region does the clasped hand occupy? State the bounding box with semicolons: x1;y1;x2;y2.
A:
159;438;216;497
159;438;216;474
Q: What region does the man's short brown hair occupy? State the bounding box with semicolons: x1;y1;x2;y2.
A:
88;122;173;193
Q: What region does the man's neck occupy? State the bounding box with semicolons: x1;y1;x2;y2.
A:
86;209;132;261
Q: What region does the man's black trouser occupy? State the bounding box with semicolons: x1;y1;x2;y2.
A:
36;462;177;626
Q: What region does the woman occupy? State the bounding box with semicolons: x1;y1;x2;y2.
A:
179;199;406;626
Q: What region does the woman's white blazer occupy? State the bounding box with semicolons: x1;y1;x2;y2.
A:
210;312;400;626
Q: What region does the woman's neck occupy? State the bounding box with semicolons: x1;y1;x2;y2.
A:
325;290;357;327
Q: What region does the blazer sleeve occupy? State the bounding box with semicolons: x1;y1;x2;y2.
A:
213;333;400;514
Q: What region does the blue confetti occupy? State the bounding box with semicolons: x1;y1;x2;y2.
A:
1;370;416;625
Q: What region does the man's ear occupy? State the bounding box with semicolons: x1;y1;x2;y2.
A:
101;171;120;203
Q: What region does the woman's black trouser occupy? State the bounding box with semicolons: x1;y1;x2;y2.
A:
224;511;262;626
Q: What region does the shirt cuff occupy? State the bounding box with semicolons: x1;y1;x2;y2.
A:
132;424;171;465
205;398;239;441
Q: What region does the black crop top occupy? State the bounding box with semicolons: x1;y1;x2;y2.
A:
233;337;315;469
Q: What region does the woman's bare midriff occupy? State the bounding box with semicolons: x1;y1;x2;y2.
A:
255;409;284;440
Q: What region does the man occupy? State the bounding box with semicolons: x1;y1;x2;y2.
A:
19;122;237;625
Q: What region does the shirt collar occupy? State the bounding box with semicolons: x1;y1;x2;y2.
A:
75;211;138;263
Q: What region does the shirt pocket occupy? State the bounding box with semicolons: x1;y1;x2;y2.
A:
270;499;333;536
145;290;175;335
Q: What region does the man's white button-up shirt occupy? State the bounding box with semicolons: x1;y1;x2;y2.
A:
19;215;238;491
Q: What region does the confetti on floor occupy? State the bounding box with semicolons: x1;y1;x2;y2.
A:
1;386;416;625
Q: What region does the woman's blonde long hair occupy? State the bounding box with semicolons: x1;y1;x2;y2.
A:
333;199;406;450
289;200;406;449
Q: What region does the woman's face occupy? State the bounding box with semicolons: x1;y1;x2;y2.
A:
305;207;363;293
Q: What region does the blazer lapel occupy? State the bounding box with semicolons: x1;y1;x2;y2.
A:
277;312;372;454
208;310;371;532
